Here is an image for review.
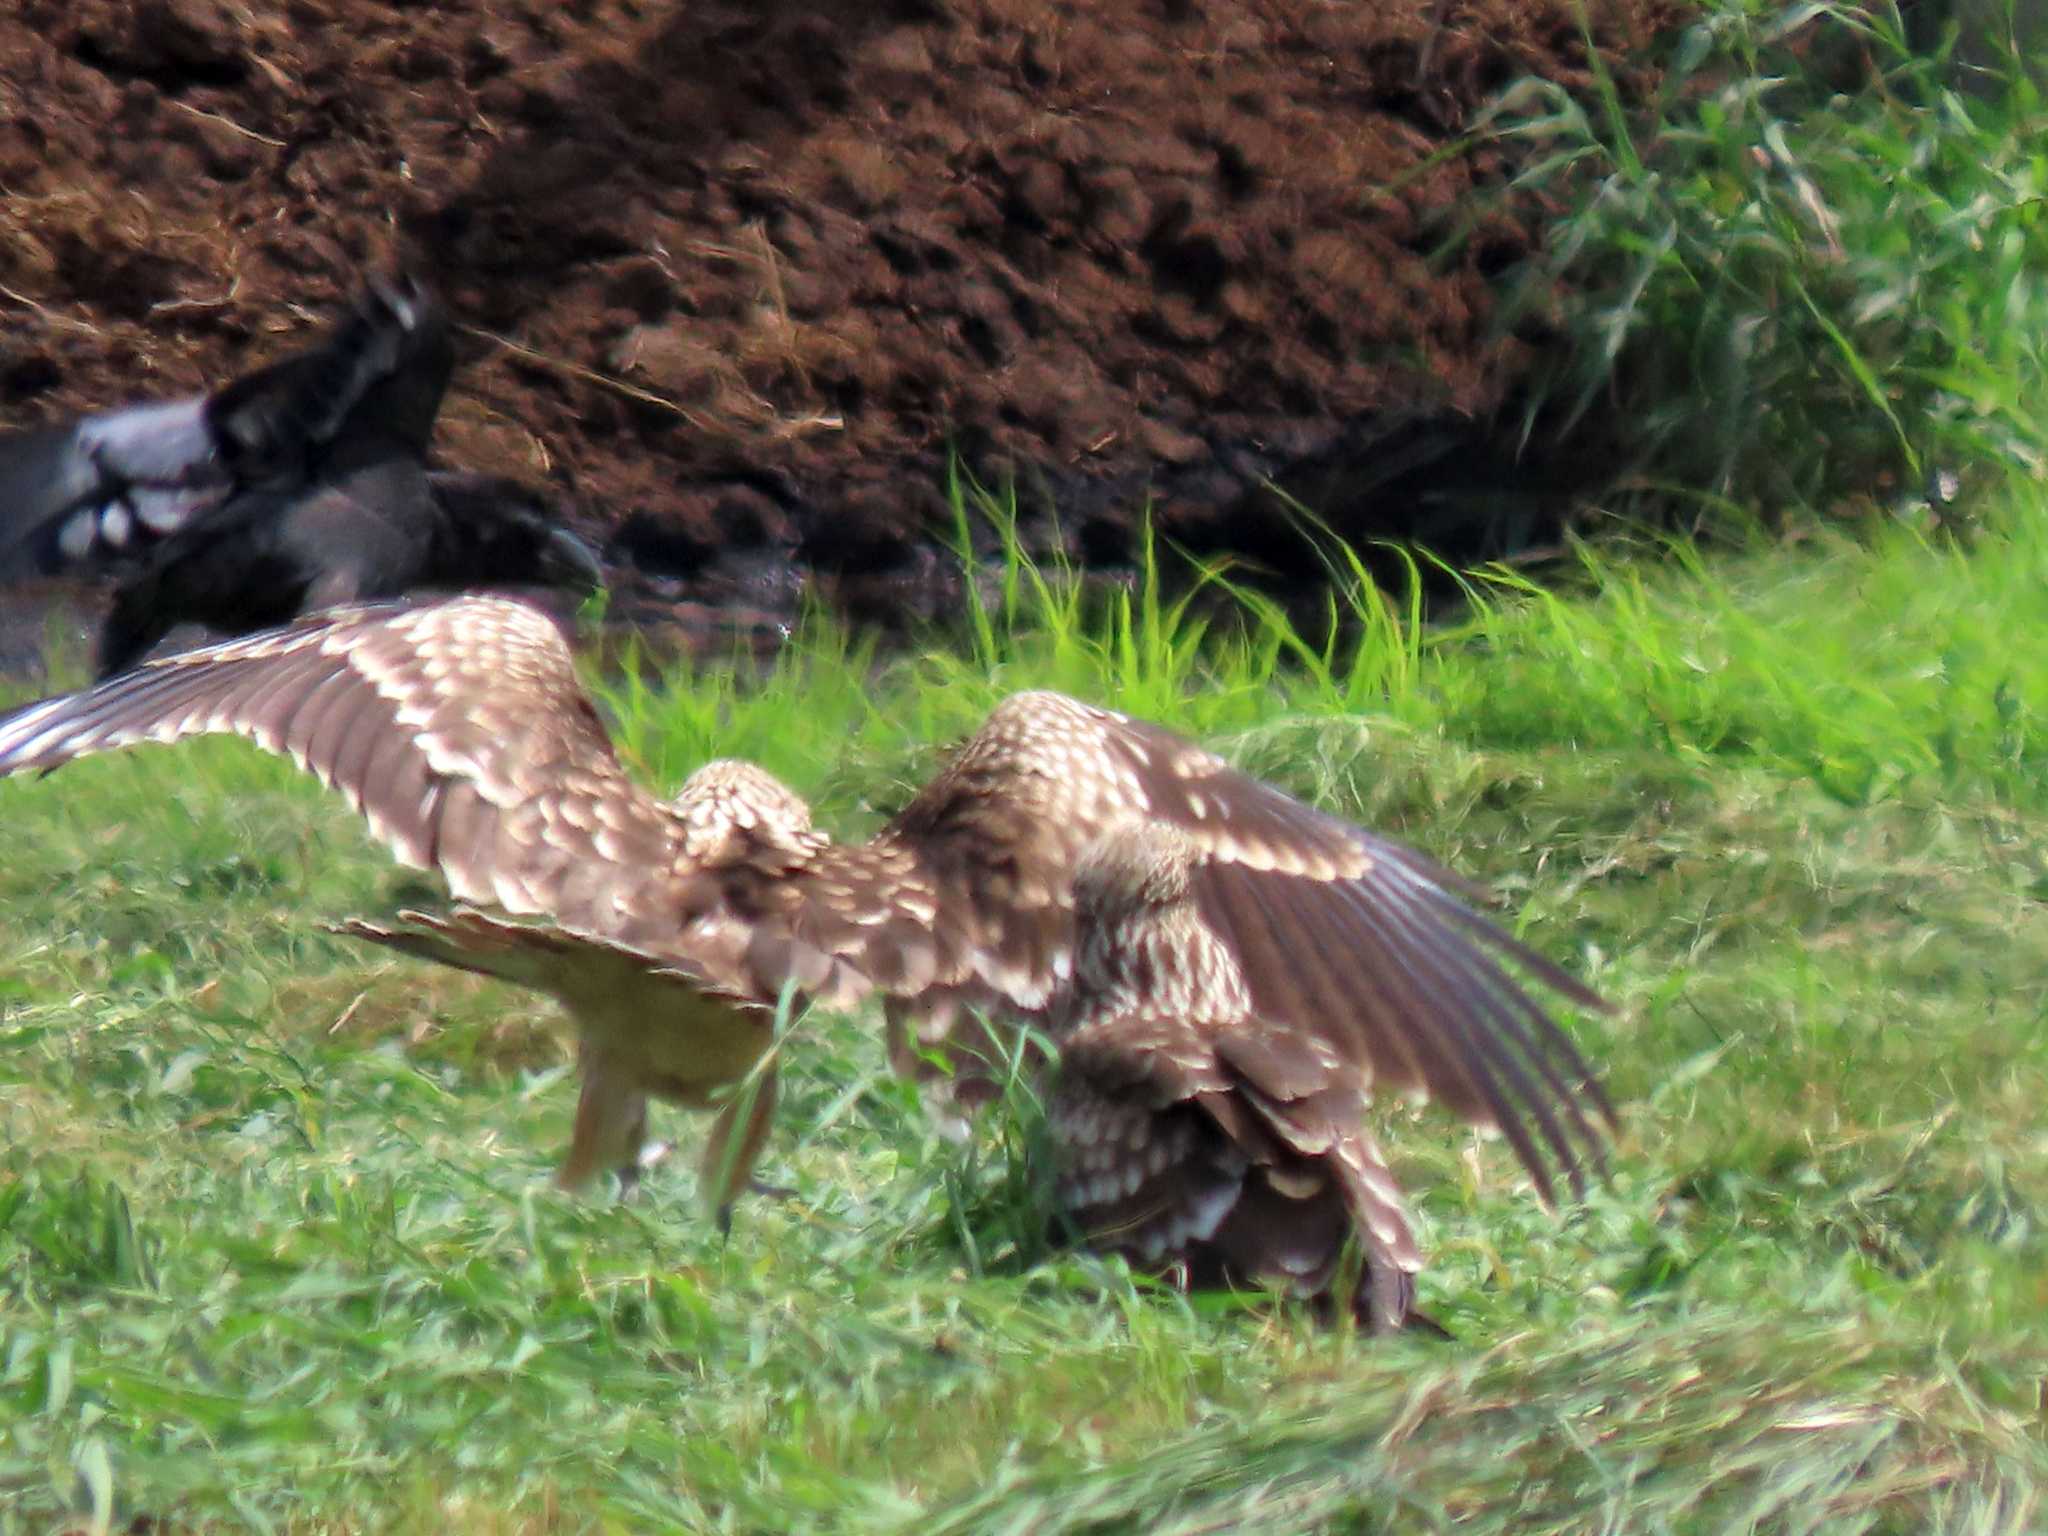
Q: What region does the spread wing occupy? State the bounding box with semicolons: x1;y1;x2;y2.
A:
1049;821;1541;1331
0;594;692;954
0;399;230;580
0;276;447;583
737;690;1612;1202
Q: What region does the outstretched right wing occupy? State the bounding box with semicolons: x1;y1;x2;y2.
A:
0;595;688;952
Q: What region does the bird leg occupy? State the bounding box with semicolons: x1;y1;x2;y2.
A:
701;1064;780;1235
612;1108;660;1204
559;1047;649;1196
1365;1257;1415;1338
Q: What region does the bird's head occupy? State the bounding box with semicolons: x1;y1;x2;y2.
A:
671;758;820;864
207;272;456;479
355;273;456;450
423;472;606;594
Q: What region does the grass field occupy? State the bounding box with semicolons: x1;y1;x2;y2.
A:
8;3;2048;1527
2;485;2044;1532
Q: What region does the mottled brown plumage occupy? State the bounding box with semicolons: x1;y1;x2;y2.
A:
0;595;1612;1316
1050;825;1431;1330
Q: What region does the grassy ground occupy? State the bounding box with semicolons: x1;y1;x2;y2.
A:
2;486;2044;1533
9;5;2045;1528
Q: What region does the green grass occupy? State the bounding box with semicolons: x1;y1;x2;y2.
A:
2;479;2045;1532
10;9;2047;1529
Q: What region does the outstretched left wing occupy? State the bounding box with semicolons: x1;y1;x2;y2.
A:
732;690;1614;1205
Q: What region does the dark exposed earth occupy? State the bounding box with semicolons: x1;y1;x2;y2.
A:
0;0;1686;660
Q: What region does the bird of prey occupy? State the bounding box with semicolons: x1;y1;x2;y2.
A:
0;277;603;678
0;594;1611;1326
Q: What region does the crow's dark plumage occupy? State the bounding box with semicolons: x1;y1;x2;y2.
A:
0;278;602;677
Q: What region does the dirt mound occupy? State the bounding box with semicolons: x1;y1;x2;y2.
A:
0;0;1680;640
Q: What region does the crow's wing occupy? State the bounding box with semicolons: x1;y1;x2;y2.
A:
0;277;447;585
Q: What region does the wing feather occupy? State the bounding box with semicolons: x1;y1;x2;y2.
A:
1321;879;1578;1196
818;690;1611;1202
0;597;689;953
240;650;349;749
1252;869;1509;1102
1214;868;1459;1107
1324;877;1608;1191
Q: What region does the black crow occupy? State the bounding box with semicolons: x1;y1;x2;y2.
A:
0;277;603;676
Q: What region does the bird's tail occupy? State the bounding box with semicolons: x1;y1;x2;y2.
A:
329;908;574;991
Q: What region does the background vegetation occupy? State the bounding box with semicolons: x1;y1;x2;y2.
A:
1490;0;2048;521
3;0;2046;1530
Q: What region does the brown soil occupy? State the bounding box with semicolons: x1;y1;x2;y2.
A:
0;0;1682;643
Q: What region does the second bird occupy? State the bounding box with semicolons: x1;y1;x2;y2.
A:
0;276;604;677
